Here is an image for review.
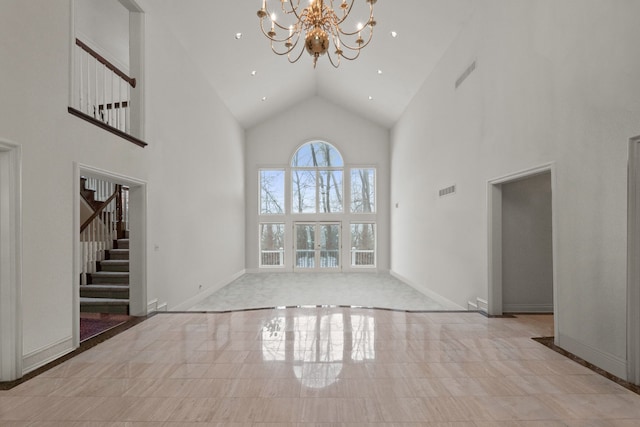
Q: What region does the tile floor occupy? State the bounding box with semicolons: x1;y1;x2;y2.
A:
2;307;640;425
189;273;454;312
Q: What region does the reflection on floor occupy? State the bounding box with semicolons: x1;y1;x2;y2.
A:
3;309;640;424
190;272;458;312
79;313;133;342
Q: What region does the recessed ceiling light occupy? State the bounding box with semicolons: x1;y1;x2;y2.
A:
368;96;373;101
262;96;267;101
377;69;383;75
235;32;242;40
390;31;398;38
251;70;257;76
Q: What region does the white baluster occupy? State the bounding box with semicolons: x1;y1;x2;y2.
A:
78;47;83;112
117;78;121;130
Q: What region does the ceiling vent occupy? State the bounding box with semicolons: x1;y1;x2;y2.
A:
439;184;456;197
455;60;476;89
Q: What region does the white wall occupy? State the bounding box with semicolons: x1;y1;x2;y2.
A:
0;0;244;373
245;96;390;272
391;0;640;378
140;7;246;310
502;172;553;313
75;0;130;71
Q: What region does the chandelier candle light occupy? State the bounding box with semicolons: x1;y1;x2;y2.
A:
257;0;377;68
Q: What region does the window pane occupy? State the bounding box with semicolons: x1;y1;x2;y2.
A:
260;170;285;214
350;168;375;213
295;224;315;268
292;170;316;213
292;141;344;167
260;223;285;266
350;223;375;266
319;170;343;213
319;224;340;268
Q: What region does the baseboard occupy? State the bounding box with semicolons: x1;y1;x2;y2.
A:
147;298;158;313
558;333;627;379
22;337;74;375
389;270;465;310
504;303;553;313
171;269;245;311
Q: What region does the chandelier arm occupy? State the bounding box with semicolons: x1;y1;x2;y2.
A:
269;31;303;56
287;45;307;63
335;25;374;51
279;0;304;22
336;19;374;37
326;49;341;68
259;19;300;44
335;47;361;61
279;0;301;15
334;0;357;26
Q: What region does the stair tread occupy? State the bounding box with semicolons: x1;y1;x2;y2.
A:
91;271;129;276
80;297;130;305
82;284;129;290
100;260;129;264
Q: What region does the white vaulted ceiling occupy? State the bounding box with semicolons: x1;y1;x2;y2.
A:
143;0;475;129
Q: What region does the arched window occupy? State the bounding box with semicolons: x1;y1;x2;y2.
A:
258;140;376;269
291;141;344;213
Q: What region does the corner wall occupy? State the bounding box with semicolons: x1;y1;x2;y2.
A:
391;0;640;378
0;0;245;373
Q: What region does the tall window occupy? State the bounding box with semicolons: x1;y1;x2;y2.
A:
260;169;285;214
350;168;375;213
291;142;344;214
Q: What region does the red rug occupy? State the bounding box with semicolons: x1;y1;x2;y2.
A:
80;316;130;341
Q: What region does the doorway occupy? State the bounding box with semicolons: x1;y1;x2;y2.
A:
294;222;341;271
487;164;558;337
0;140;22;381
627;135;640;385
73;163;147;348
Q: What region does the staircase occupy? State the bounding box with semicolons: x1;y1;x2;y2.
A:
80;237;130;314
79;176;130;315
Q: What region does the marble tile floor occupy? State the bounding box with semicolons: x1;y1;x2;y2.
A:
189;272;455;312
2;308;640;425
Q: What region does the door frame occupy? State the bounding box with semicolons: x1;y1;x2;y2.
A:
487;163;558;339
627;136;640;385
0;140;22;381
73;163;147;348
293;221;342;271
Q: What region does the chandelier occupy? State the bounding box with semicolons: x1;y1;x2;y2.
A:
257;0;377;68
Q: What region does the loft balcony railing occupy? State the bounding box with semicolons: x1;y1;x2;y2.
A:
69;38;146;147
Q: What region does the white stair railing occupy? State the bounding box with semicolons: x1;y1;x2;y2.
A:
73;38;135;135
80;182;124;285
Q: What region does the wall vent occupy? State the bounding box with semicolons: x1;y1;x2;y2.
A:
439;184;456;197
455;60;476;89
